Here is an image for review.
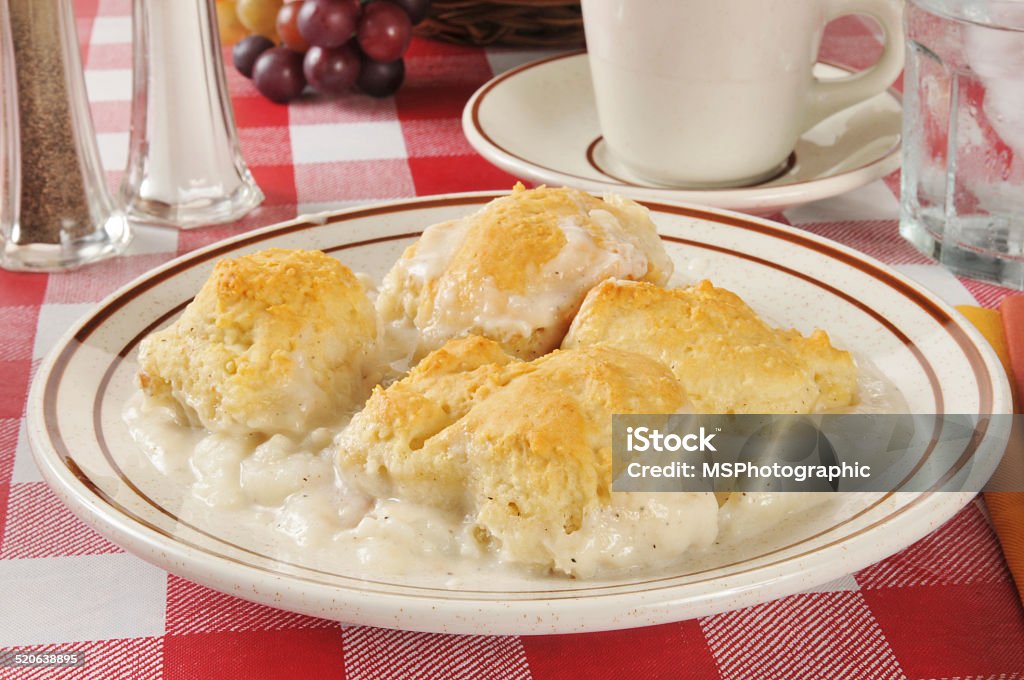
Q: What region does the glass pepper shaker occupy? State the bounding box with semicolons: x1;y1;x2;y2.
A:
0;0;132;271
0;0;16;245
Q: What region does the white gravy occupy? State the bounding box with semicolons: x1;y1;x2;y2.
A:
123;349;905;585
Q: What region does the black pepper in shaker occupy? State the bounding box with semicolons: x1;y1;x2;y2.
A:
0;0;130;271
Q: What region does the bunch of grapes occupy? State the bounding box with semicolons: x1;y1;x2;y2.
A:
225;0;431;103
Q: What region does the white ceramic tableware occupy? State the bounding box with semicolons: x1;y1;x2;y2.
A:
27;193;1010;635
581;0;904;188
464;53;903;215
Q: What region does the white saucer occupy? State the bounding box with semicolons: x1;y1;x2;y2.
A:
463;51;903;215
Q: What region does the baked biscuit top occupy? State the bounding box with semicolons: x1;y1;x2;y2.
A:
563;278;858;414
376;184;673;361
446;345;690;572
138;248;376;434
334;337;709;576
334;335;531;507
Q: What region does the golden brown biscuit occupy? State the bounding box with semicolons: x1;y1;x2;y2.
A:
334;335;530;506
562;279;857;413
335;339;711;575
376;184;673;360
138;248;376;433
438;345;693;573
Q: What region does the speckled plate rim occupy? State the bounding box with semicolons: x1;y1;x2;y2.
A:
26;192;1011;635
462;51;903;215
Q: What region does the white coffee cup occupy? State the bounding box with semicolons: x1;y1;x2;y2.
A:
581;0;905;188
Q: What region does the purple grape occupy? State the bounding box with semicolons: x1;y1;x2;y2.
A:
304;44;361;95
297;0;361;48
357;57;404;98
252;47;307;103
391;0;431;25
233;35;275;79
357;2;412;63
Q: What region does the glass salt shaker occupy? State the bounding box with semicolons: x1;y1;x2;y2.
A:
121;0;264;229
0;0;132;271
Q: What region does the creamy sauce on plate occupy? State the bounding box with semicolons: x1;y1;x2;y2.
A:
123;351;905;585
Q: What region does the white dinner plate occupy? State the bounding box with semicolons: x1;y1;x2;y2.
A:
463;52;903;215
27;192;1010;635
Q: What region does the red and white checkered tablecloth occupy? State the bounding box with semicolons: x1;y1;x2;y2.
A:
1;1;1022;678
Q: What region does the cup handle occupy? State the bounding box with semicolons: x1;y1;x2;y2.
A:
804;0;905;130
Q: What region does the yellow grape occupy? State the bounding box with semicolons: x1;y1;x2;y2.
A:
236;0;284;40
216;1;249;46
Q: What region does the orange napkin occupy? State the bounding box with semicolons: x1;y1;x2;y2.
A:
956;304;1024;602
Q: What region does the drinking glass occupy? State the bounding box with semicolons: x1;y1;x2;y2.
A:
901;0;1024;287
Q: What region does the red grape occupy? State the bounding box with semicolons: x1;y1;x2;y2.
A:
357;2;412;63
252;47;307;103
390;0;431;25
297;0;360;48
277;1;310;52
357;57;404;97
233;34;275;79
304;44;361;94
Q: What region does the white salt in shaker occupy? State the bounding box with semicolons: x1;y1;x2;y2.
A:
121;0;263;229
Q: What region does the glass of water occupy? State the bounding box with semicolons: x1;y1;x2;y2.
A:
901;0;1024;288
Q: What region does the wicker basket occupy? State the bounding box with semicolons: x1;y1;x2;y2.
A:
416;0;584;48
